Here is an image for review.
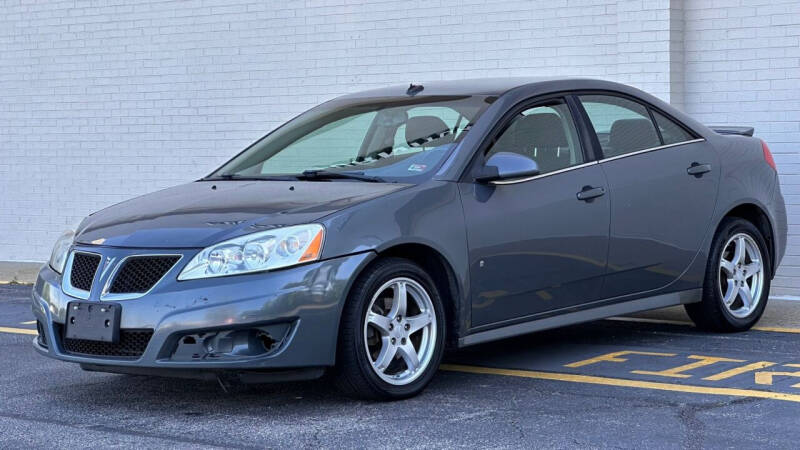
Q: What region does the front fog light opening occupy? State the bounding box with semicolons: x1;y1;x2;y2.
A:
170;324;291;362
256;331;276;352
36;321;48;348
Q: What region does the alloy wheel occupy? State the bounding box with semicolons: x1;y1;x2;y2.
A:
363;277;437;385
718;232;765;319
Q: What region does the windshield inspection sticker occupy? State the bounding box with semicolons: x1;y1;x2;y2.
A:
408;164;427;172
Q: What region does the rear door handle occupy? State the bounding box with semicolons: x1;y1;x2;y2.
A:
577;186;605;201
687;162;712;176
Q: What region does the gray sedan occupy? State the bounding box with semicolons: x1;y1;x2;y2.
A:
32;77;787;400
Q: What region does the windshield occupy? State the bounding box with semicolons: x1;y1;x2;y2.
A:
209;95;495;183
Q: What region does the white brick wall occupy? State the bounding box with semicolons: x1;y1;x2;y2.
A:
0;0;798;295
683;0;800;297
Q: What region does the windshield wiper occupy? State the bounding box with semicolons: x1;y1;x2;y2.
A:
299;170;384;183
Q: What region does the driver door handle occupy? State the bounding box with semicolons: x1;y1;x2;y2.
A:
687;162;712;176
577;186;605;201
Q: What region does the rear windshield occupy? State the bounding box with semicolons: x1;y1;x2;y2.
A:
209;95;495;183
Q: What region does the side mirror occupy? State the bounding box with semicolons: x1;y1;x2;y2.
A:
475;152;540;183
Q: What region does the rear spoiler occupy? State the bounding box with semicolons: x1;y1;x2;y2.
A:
710;126;755;137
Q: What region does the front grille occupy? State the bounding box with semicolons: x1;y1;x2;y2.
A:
108;255;180;294
70;253;101;291
62;328;154;358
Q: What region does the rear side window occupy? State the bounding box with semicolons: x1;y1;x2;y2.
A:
579;95;661;158
486;99;583;175
652;110;694;145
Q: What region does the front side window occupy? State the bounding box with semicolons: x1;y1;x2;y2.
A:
210;95;495;183
579;95;661;158
486;100;584;174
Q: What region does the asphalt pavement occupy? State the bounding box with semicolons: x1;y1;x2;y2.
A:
2;283;799;449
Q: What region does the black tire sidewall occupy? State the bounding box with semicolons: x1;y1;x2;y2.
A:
707;218;771;329
341;258;446;399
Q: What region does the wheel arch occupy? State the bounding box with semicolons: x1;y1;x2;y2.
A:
344;242;464;348
718;202;776;278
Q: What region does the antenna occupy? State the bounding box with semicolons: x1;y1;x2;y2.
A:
407;83;424;96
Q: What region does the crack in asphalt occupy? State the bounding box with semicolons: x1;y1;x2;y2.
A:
677;397;759;450
0;410;259;449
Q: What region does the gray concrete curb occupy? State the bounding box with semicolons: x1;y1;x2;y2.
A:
0;261;43;285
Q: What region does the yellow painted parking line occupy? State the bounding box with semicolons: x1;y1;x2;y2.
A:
440;364;800;404
0;326;37;335
565;350;676;368
751;325;800;334
703;361;777;381
754;364;800;388
606;316;800;334
632;355;744;379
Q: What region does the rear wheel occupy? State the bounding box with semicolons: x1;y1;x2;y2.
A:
685;217;771;331
334;257;445;400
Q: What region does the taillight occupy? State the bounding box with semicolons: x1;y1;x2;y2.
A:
762;140;777;171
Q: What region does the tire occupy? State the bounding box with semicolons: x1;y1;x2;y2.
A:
685;217;772;332
334;257;446;400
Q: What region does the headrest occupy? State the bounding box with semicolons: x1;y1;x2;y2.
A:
609;118;660;154
406;116;454;147
515;113;569;148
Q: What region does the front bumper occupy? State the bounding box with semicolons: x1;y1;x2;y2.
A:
31;248;371;375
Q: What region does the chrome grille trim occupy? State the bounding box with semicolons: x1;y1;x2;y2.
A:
61;251;102;300
100;253;183;301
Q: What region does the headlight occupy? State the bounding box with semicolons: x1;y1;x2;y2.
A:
178;224;325;280
49;230;75;274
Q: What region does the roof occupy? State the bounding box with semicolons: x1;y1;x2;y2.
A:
335;77;712;142
338;77;613;98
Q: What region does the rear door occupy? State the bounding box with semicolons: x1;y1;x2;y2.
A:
577;94;720;298
460;97;610;327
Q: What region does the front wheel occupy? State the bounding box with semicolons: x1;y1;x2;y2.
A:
334;257;445;400
685;217;771;332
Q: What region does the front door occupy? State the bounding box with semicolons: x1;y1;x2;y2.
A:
460;98;611;327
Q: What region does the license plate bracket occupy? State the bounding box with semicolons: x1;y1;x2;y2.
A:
65;301;121;343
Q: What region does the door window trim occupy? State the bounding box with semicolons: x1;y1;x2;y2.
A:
489;160;599;185
597;138;706;164
571;90;705;161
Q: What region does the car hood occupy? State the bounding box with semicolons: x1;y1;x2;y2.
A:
76;180;409;248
